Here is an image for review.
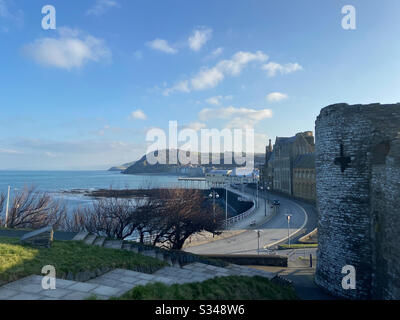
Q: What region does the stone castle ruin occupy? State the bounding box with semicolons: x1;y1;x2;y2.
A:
315;103;400;299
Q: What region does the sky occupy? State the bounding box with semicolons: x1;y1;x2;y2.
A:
0;0;399;170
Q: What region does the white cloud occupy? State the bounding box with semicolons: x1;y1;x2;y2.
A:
162;80;190;96
191;67;224;91
206;95;233;106
198;106;273;129
165;50;268;94
0;148;23;154
267;92;288;102
23;27;111;70
188;27;213;51
87;0;120;16
262;62;303;77
146;38;177;54
211;47;223;57
130;109;147;120
184;122;207;131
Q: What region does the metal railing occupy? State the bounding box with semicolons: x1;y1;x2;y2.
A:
225;198;256;227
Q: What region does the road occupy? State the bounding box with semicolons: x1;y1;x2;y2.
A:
186;188;315;255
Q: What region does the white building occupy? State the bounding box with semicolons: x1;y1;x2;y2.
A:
205;168;259;186
205;169;232;186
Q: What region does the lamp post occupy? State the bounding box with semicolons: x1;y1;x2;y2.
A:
209;189;219;238
209;190;220;216
286;214;292;248
254;230;262;255
256;181;259;208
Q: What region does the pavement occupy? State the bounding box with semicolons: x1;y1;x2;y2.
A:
0;262;275;300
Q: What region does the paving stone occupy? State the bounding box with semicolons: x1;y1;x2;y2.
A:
91;285;121;297
89;278;123;287
9;293;42;300
54;279;77;289
137;273;155;280
19;284;44;294
119;276;140;284
68;282;99;293
41;288;71;298
62;291;92;300
0;288;19;299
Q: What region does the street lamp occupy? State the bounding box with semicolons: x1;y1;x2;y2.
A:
208;190;220;216
209;190;220;238
256;181;259;208
285;214;292;248
254;230;263;255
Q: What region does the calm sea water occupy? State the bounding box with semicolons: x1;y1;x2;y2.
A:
0;171;207;212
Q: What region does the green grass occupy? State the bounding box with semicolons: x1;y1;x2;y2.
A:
278;243;318;250
115;276;298;300
0;237;167;285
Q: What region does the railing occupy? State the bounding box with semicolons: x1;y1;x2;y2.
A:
225;196;256;227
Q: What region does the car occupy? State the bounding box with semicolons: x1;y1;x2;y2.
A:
273;200;280;206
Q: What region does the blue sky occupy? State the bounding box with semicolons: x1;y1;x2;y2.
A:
0;0;399;170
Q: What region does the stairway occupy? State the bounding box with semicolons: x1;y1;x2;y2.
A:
0;231;279;300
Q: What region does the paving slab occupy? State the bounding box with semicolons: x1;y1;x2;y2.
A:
9;293;42;300
67;282;99;293
0;288;19;299
91;285;121;297
41;288;71;299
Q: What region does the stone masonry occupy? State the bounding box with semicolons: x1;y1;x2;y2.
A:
315;103;400;299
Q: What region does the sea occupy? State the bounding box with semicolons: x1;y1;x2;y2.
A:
0;170;207;213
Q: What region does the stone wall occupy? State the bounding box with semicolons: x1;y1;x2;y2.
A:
315;103;400;299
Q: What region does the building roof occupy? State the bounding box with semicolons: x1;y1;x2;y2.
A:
294;153;315;169
233;167;258;177
275;136;297;145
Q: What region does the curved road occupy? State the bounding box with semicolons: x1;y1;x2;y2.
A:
186;189;315;255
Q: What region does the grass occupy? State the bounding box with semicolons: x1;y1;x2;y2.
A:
0;237;167;285
115;276;298;300
278;243;318;250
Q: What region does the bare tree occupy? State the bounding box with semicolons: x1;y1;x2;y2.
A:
155;189;224;250
3;186;66;229
0;193;5;225
64;188;224;249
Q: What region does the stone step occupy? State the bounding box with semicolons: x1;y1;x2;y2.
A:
153;265;214;284
93;237;106;247
84;234;97;245
87;269;178;295
0;275;122;300
103;240;123;250
226;265;275;279
182;262;233;277
72;231;89;241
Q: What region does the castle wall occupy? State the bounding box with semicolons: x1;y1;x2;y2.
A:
315;103;400;299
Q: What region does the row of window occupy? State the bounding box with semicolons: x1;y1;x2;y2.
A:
294;169;315;179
